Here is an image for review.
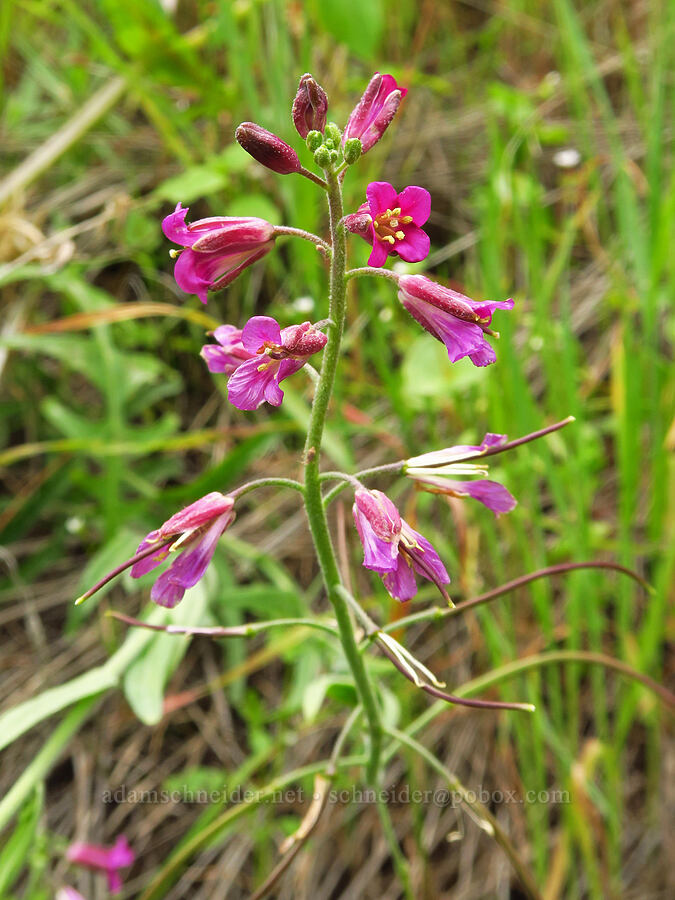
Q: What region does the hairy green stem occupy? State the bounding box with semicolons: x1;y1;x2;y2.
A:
302;169;382;784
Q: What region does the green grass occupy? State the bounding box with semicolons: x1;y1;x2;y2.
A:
0;0;672;897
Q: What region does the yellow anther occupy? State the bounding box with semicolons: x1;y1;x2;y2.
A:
395;230;405;240
392;207;401;216
400;215;413;224
389;218;399;227
169;248;180;258
383;235;395;244
373;220;381;230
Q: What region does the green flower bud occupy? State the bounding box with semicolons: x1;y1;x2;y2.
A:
306;130;323;152
313;146;331;168
329;149;340;164
343;137;362;165
325;122;342;144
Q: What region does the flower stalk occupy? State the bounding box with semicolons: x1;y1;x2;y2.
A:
302;167;383;785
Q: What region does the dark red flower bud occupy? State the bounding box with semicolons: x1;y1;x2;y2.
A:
235;122;301;175
292;73;328;138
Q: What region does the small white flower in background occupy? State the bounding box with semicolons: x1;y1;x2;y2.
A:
553;148;581;169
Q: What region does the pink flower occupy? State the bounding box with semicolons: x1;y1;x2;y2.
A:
345;182;431;267
227;316;328;411
56;889;87;900
162;203;275;304
343;72;407;154
131;492;236;608
397;274;514;367
353;489;450;603
200;325;255;376
406;434;517;516
66;836;135;895
292;73;328;138
235;122;302;174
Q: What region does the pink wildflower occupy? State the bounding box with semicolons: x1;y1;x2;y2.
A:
353;489;450;603
345;181;431;267
227;316;328;411
162;203;275;304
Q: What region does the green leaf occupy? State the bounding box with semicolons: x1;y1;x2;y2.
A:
302;675;356;722
314;0;384;58
0;785;43;894
154;165;229;204
123;581;208;725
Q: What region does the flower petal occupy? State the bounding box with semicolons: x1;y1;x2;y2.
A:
130;531;170;577
227;358;279;410
159;492;233;538
444;479;517;515
173;250;210;304
353;507;399;573
382;556;418;602
162;203;194;245
397;186;431;226
368;240;390;267
366;181;398;216
395;226;430;263
242;316;282;352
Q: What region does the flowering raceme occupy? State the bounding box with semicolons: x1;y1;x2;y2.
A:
345;181;431;267
353;488;451;603
223;316;328;410
397;274;514;367
343;72;407;154
66;835;135;894
131;493;236;608
406;433;517;515
162;203;276;304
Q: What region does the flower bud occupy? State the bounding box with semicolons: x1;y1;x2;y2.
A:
313;146;331;168
325;122;342;144
292;73;328;138
235;122;301;175
306;130;323;152
329;150;339;164
343;137;362;165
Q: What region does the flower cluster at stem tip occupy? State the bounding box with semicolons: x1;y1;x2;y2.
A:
78;70;569;611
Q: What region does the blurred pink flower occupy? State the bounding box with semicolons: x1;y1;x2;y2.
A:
66;835;134;894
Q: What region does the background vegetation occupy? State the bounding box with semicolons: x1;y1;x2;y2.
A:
0;0;672;897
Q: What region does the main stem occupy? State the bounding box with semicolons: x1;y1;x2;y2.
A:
303;170;382;784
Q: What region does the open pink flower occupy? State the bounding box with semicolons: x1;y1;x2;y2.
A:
397;274;514;366
131;492;236;608
227;316;327;411
162;203;275;304
345;182;431;267
343;73;407;154
353;489;450;603
66;836;135;895
200;324;255;376
406;433;517;516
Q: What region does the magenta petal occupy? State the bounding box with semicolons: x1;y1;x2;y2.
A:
173;250;210;304
162;203;194;245
447;479;517;515
106;871;123;894
397;186;431;225
201;344;239;375
227;358;279;410
368;240;389;267
405;528;451;588
277;358;305;382
107;836;135;869
382;556;418;602
480;433;508;450
353;508;399;573
395;226;430;263
131;531;169;577
468;341;497;367
366;181;398;216
242;316;281;352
